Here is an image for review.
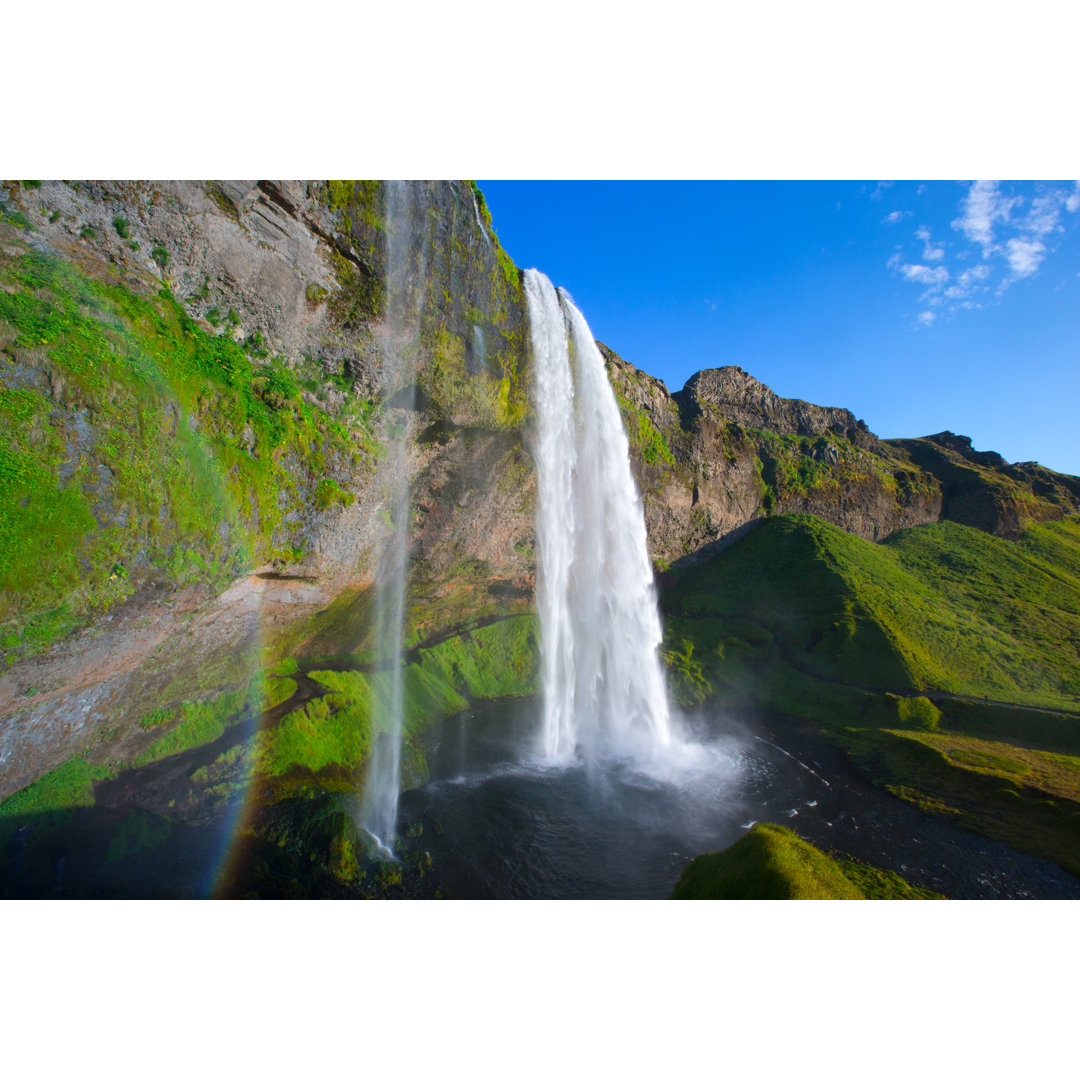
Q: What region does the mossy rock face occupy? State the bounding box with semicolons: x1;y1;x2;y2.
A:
671;823;942;900
672;824;866;899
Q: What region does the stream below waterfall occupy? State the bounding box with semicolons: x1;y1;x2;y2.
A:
4;695;1079;899
398;696;1080;900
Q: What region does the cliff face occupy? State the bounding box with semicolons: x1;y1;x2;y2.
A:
0;180;534;796
604;346;1080;563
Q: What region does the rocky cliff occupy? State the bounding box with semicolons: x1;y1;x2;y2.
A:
604;345;1080;562
0;180;534;798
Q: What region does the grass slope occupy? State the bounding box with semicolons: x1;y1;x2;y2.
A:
671;823;942;899
0;240;376;663
661;514;1080;875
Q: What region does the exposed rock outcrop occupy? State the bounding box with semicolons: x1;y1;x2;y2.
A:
675;365;874;446
604;347;1080;562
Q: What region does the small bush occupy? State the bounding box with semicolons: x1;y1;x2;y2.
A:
113;216;129;239
245;331;267;357
151;246;169;268
138;708;172;730
315;478;355;510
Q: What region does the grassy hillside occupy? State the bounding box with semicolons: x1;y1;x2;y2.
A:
670;823;942;899
0;239;377;663
660;514;1080;874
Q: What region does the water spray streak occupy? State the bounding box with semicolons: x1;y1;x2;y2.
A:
360;182;429;854
525;269;672;762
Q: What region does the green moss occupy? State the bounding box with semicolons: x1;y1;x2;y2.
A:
305;283;329;307
672;824;864;899
423;328;525;428
251;615;538;784
134;684;256;767
671;823;942;899
138;708;173;730
328;249;381;327
254;691;376;779
0;756;116;846
264;676;298;710
614;389;675;468
662;638;712;707
314;477;354;510
832;856;944;899
0;243;373;653
896;695;941;732
206;184;240;222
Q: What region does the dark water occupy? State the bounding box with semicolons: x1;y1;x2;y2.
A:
5;695;1079;899
400;698;1080;900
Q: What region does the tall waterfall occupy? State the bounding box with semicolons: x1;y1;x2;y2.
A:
360;182;428;854
525;269;673;762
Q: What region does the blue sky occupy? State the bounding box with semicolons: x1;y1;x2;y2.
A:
480;181;1080;477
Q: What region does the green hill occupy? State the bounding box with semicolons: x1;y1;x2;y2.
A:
660;514;1080;875
670;823;942;899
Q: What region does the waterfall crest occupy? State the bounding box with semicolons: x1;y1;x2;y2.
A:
525;269;673;762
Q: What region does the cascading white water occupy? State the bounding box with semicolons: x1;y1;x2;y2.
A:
525;269;673;762
360;182;428;855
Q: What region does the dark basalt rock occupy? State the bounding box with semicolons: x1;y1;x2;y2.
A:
675;365;875;447
925;430;1006;469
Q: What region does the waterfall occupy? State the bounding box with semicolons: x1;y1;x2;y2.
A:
525;269;673;762
359;182;428;855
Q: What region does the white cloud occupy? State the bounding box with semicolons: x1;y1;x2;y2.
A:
916;184;927;196
884;210;911;224
943;264;991;301
1005;236;1046;278
870;181;894;200
1023;192;1065;238
888;254;949;287
915;225;944;261
888;182;1080;328
951;180;1021;255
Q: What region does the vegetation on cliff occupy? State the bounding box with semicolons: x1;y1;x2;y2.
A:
0;237;376;665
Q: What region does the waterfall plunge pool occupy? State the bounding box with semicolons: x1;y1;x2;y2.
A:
395;696;1080;900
